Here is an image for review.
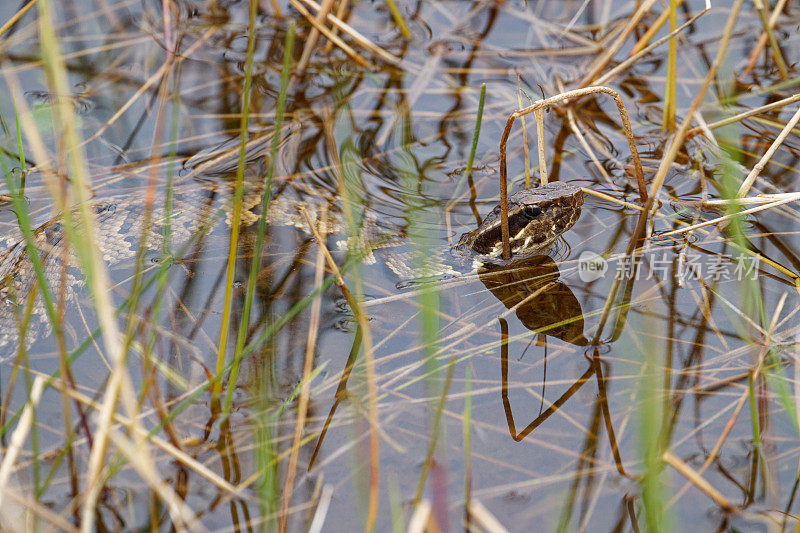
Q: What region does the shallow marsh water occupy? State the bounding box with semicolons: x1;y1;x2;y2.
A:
1;1;800;531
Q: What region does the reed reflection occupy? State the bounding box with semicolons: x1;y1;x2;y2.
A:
490;256;629;478
487;254;591;443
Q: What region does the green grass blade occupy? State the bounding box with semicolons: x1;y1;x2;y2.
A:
224;22;295;415
213;0;260;399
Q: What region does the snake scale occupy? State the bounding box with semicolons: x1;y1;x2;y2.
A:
0;158;583;357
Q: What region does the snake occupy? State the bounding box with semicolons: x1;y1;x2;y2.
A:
0;166;583;357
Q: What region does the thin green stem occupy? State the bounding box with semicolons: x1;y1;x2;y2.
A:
224;22;295;415
385;0;411;37
465;83;486;181
213;0;259;399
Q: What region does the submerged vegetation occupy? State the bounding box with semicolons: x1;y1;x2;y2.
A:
0;0;800;531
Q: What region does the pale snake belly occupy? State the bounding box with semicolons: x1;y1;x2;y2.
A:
0;177;583;356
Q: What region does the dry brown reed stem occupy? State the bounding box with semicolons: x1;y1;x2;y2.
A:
753;0;788;79
51;377;241;496
498;86;646;259
658;193;800;237
663;0;678;130
408;500;439;533
298;0;401;65
534;108;546;185
308;485;334;533
300;207;380;531
565;108;613;185
670;295;787;508
516;80;532;187
384;0;410;37
78;33;210;149
333;252;379;525
280;208;328;533
323;0;349;52
736;105;800;197
22;4;162;528
301;209;357;310
701;386;750;467
468;500;509;533
54;375;234;525
594;2;709;86
539;1;610;48
687;93;800;136
293;0;368;73
743;0;789;76
0;0;37;38
629;0;685;55
643;0;744;214
687;192;800;205
0;376;45;506
108;428;204;532
577;0;657;88
268;0;282;17
1;485;79;533
662;451;734;512
296;0;336;72
161;0;173;59
554;79;616;187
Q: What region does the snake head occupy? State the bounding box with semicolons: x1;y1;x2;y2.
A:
456;181;583;257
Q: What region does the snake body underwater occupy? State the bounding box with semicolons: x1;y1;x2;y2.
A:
0;165;583;356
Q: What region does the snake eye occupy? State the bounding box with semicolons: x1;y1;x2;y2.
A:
523;205;542;219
